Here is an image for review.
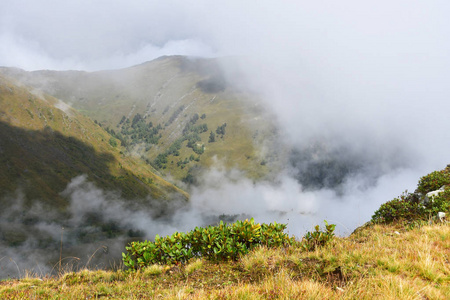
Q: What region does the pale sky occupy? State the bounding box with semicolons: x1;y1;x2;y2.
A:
1;1;448;71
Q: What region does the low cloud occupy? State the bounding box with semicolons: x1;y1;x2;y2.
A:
1;0;449;278
0;158;430;279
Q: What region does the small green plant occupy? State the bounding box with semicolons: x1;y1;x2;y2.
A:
108;137;118;147
417;170;450;194
300;221;336;251
122;218;293;269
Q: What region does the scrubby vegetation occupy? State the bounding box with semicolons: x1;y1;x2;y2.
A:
372;166;450;225
152;112;208;170
1;223;448;299
112;113;163;149
1;165;449;299
417;168;450;194
122;219;295;268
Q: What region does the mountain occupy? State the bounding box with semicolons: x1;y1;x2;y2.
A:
0;56;284;276
0;74;190;256
0;74;188;204
0;56;281;184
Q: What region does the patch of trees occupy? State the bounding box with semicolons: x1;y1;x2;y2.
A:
153;133;204;169
185;133;205;154
183;113;208;135
183;123;208;135
154;153;168;169
177;155;199;169
153;112;209;169
165;105;185;126
182;165;201;185
166;140;183;156
114;114;162;149
216;123;227;136
209;131;216;143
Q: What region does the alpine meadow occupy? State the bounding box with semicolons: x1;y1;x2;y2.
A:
0;1;449;299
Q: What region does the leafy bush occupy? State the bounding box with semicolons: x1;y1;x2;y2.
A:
417;170;450;194
425;189;450;216
371;166;450;224
300;221;336;251
216;123;227;136
372;189;450;224
122;219;293;269
371;193;425;224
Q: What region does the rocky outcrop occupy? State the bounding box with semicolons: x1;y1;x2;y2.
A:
422;186;446;205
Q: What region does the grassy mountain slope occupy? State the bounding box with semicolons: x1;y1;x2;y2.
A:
0;74;187;209
0;74;189;272
1;120;449;299
1;223;448;299
0;56;279;182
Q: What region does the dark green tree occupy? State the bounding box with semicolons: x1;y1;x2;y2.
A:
216;123;227;135
209;131;216;143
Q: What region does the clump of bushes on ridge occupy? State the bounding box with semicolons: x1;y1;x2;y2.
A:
416;168;450;194
371;166;450;224
123;219;293;268
123;218;336;269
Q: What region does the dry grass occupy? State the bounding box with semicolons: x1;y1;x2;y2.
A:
1;223;449;299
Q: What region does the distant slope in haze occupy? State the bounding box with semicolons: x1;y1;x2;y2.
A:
0;56;281;183
0;75;191;274
0;74;188;208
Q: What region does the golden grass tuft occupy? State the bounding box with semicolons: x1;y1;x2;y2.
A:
142;264;165;277
184;258;203;275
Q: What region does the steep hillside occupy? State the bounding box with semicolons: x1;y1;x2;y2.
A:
0;75;187;204
0;75;190;267
0;56;280;182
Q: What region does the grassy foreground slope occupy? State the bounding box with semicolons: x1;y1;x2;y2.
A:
1;166;449;299
0;223;448;299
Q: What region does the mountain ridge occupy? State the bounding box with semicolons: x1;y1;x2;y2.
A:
0;56;281;183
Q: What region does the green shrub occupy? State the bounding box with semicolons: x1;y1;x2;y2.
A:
371;193;425;224
371;166;450;224
108;137;118;147
372;189;450;224
425;189;450;216
300;220;335;251
122;218;293;269
417;170;450;194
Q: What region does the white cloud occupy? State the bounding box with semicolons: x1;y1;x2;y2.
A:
0;0;217;70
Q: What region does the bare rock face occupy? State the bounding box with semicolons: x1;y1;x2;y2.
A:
437;212;446;222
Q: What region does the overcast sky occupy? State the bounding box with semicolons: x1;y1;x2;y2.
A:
2;1;450;231
1;1;448;71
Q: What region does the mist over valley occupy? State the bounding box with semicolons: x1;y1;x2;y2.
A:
0;1;449;279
